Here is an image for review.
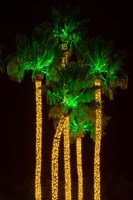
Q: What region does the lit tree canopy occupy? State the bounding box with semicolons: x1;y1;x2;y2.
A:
47;61;94;109
6;26;55;82
69;103;95;140
47;61;97;139
81;36;128;99
24;27;55;80
50;5;88;49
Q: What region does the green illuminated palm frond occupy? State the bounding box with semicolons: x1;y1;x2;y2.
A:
6;24;56;82
69;103;95;140
81;36;128;100
46;60;97;139
46;61;94;110
51;6;88;49
22;26;55;79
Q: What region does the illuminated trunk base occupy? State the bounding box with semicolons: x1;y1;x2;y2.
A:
51;116;65;200
76;137;83;200
63;116;72;200
35;79;42;200
94;79;102;200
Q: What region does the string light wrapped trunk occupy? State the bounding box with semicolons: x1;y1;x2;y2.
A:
62;42;72;200
94;79;102;200
76;136;83;200
51;116;65;200
35;74;43;200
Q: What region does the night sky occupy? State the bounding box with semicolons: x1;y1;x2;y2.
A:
0;0;133;199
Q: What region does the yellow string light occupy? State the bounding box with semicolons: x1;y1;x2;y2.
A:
94;79;102;200
51;43;71;200
61;43;68;67
51;116;65;200
76;137;83;200
62;42;72;200
35;79;42;200
63;116;72;200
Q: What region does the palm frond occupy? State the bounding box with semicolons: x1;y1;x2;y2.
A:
7;56;25;82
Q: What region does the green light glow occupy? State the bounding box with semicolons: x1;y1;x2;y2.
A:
7;31;55;82
62;94;78;109
69;104;95;139
82;36;128;99
53;23;81;46
51;7;87;49
46;62;94;111
46;59;96;141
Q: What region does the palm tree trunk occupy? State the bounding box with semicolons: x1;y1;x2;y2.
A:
76;137;83;200
62;42;72;200
35;75;43;200
51;116;65;200
94;79;102;200
63;116;72;200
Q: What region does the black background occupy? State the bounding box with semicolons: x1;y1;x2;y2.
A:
0;0;133;199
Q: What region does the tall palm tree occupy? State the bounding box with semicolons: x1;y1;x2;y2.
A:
81;36;128;200
48;6;88;200
6;29;55;200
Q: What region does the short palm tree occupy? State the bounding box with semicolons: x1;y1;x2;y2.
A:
6;28;55;200
69;103;95;200
81;36;128;200
47;60;95;200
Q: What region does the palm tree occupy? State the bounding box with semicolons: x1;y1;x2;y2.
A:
69;103;95;200
81;36;128;200
46;59;95;199
48;6;88;200
6;29;55;200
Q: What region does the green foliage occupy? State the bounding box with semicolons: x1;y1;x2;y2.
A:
6;34;30;82
6;24;55;82
46;61;94;110
51;6;88;49
69;104;95;139
7;55;25;82
46;60;96;139
80;36;128;100
5;5;128;141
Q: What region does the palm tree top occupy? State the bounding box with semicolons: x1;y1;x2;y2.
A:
7;28;55;82
47;61;97;139
79;36;128;100
51;6;88;48
24;33;55;79
69;103;95;140
84;36;127;81
46;61;94;110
